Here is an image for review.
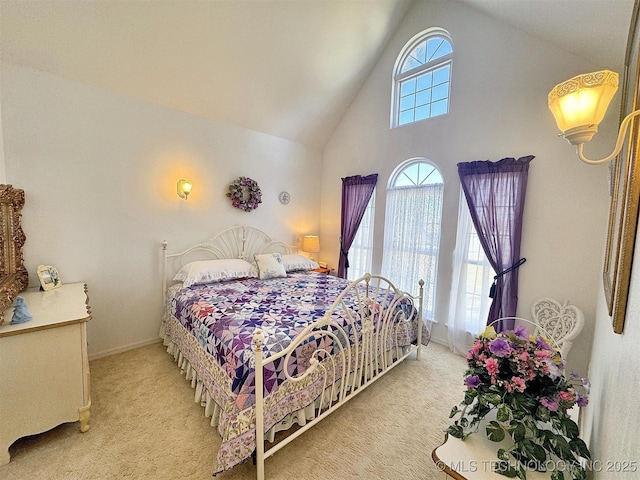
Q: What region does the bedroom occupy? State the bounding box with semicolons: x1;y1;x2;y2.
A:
1;0;639;478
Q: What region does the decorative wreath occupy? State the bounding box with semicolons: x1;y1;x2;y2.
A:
226;176;262;212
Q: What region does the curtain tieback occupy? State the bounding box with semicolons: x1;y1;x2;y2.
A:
340;247;350;268
339;237;349;268
489;258;527;298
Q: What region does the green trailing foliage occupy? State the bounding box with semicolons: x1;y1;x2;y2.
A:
447;325;591;479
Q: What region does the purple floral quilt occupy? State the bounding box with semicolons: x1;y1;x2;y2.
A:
163;272;419;473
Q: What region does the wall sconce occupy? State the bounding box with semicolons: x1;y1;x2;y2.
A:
177;179;192;200
548;69;640;164
301;235;320;260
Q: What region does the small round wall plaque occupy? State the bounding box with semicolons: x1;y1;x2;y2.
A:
279;191;291;205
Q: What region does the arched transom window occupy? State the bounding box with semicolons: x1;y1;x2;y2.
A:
392;29;453;127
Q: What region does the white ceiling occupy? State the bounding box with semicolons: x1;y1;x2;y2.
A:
1;0;636;150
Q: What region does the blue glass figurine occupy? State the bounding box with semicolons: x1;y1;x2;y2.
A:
11;295;32;324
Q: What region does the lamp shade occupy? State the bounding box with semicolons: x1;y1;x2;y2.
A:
301;235;320;253
548;70;618;143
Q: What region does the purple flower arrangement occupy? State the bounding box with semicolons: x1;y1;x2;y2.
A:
448;325;591;479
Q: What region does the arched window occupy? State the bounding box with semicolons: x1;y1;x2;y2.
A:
391;28;452;127
381;159;444;320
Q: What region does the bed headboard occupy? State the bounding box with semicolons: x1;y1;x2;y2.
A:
162;225;295;296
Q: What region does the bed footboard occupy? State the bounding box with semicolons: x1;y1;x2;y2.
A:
252;274;424;480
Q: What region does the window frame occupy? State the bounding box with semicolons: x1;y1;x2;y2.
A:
347;189;376;281
455;188;495;331
388;158;444;188
382;158;444;320
391;28;453;128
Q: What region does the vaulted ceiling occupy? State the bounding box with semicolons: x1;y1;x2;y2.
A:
459;0;635;73
1;0;635;150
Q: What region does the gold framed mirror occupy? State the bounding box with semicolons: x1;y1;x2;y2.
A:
603;0;640;334
0;184;28;324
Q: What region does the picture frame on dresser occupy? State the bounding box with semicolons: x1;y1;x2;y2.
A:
0;184;29;325
37;264;62;291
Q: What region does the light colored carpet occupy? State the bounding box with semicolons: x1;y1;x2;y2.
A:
2;340;466;480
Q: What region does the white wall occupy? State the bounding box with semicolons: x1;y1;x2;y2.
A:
320;0;616;377
1;63;322;358
0;99;5;184
0;60;6;183
581;233;640;478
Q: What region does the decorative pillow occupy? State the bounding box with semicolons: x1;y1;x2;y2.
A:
254;252;287;280
173;259;258;287
281;254;319;272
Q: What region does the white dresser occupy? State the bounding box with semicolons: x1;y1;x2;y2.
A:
0;283;92;464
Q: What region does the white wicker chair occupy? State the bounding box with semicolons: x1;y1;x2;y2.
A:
531;298;585;360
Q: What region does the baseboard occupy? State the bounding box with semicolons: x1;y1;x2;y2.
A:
428;329;448;348
429;336;448;348
88;337;163;361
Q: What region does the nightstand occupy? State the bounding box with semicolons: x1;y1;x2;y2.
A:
312;267;332;274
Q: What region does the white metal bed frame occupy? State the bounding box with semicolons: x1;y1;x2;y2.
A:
161;226;424;480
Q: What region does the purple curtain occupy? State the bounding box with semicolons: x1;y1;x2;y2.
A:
457;156;533;331
338;174;378;278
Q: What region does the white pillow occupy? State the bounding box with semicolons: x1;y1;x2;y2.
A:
173;259;258;287
281;254;319;272
254;252;287;280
